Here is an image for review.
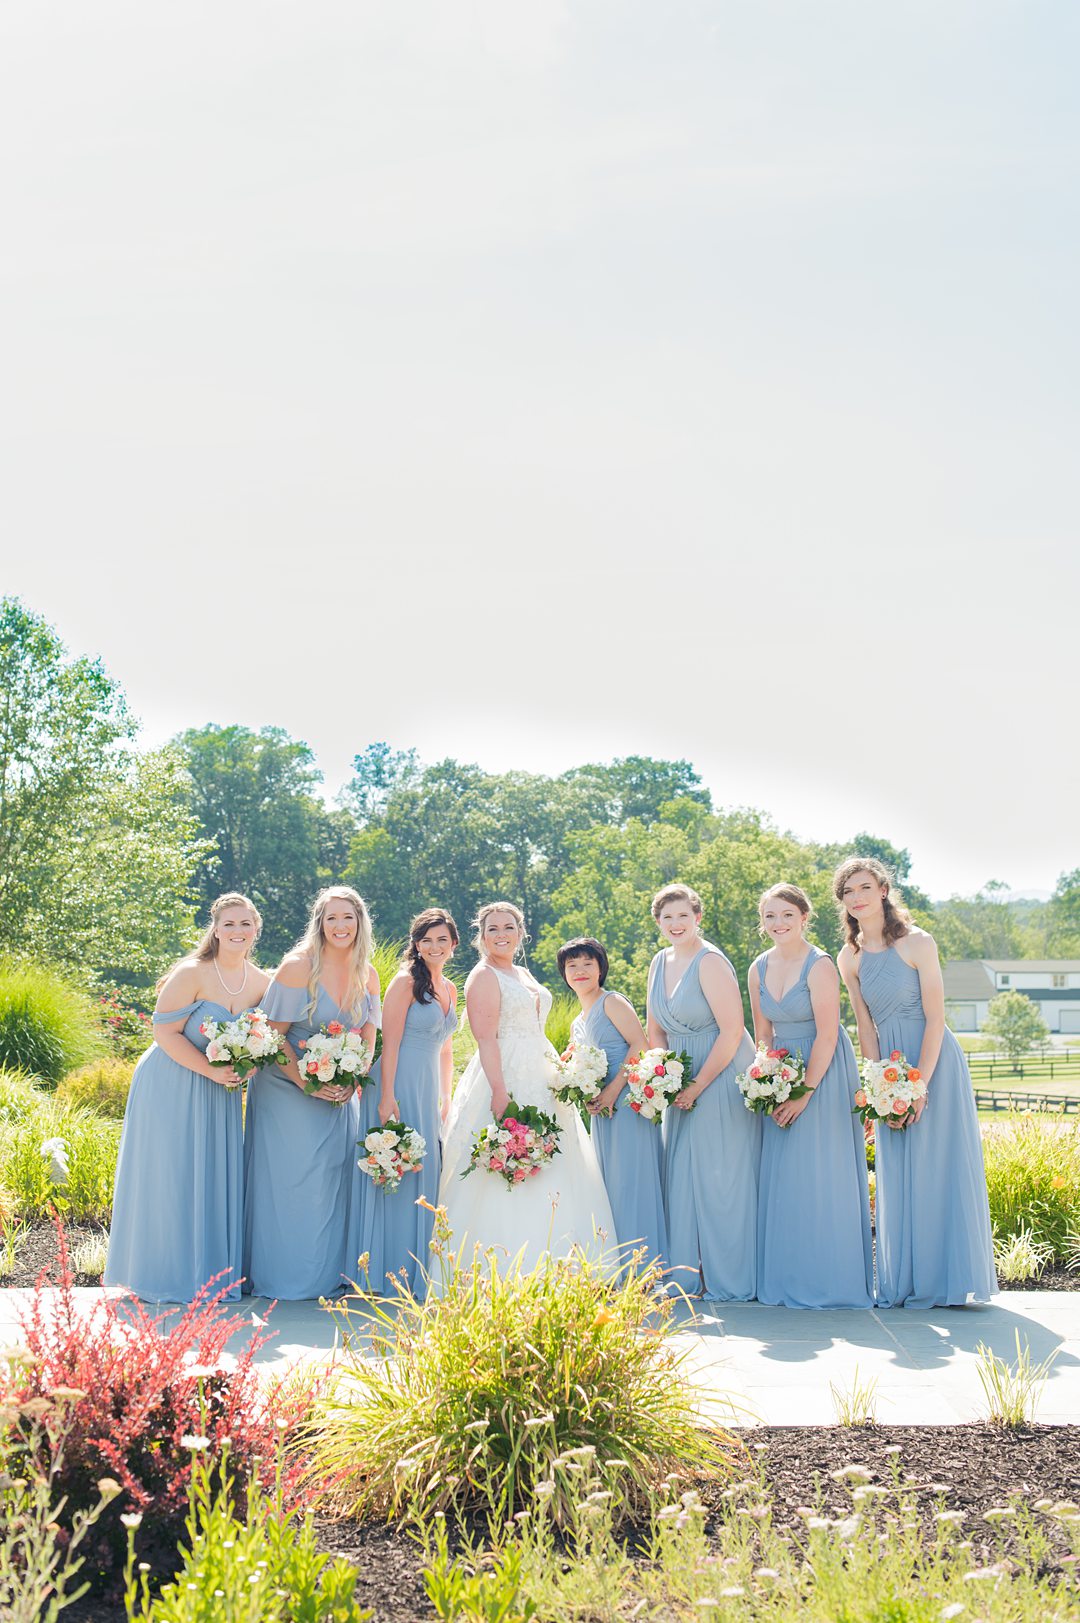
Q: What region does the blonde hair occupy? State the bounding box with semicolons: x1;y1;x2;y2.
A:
832;857;913;952
758;883;813;934
472;900;528;960
294;886;373;1022
157;892;262;991
651;883;702;923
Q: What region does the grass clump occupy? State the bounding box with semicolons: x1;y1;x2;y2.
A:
0;961;103;1084
983;1115;1080;1261
975;1330;1059;1428
993;1223;1055;1283
829;1366;879;1427
305;1222;733;1526
543;992;578;1056
3;1100;121;1221
0;1066;48;1125
57;1057;135;1119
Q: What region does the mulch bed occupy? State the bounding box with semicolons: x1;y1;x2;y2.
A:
4;1219;110;1288
59;1423;1080;1623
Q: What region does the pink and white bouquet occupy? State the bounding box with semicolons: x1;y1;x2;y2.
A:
551;1042;609;1108
299;1021;373;1103
855;1050;926;1129
736;1045;811;1115
463;1101;562;1187
358;1119;427;1192
624;1049;694;1124
199;1008;288;1086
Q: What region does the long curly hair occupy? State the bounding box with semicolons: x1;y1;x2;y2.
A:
293;886;373;1022
832;856;912;952
405;908;459;1004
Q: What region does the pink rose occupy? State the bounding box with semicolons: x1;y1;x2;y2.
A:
748;1066;761;1079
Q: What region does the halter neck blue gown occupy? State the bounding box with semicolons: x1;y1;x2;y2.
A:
649;945;760;1300
348;991;457;1296
243;980;380;1300
105;1000;245;1302
857;946;996;1308
754;948;873;1309
572;992;667;1276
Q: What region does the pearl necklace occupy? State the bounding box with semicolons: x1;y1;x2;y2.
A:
214;955;249;1000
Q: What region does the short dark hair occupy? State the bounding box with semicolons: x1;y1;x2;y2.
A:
556;937;609;987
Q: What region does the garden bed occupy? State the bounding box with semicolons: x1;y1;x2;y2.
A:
59;1423;1080;1623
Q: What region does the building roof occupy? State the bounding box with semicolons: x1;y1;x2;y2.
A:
943;962;995;998
982;961;1080;974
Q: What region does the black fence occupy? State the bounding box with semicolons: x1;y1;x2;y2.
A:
973;1089;1080;1115
966;1052;1080;1086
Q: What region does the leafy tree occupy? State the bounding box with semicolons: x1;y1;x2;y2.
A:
175;724;353;962
561;757;711;824
339;742;420;824
982;989;1050;1068
932;881;1036;962
1048;868;1080;955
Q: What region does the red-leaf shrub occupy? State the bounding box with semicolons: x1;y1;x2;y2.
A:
3;1223;319;1597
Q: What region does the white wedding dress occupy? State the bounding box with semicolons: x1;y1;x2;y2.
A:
438;967;617;1272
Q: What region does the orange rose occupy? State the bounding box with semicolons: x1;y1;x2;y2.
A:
890;1051;902;1061
908;1068;921;1082
854;1090;867;1108
883;1067;898;1083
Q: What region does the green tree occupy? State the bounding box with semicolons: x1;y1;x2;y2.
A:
932;881;1035;962
982;989;1050;1068
1047;868;1080;955
339;741;420;824
175;724;354;961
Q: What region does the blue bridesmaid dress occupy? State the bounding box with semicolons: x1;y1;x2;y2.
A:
572;992;667;1275
754;948;873;1309
243;981;379;1300
858;946;996;1308
105;1001;245;1302
348;992;456;1295
650;946;761;1300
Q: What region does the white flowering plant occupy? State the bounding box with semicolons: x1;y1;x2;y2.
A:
624;1049;694;1124
736;1045;811;1115
358;1119;427;1192
299;1021;373;1103
855;1050;925;1128
550;1042;609;1108
199;1008;288;1086
464;1101;562;1187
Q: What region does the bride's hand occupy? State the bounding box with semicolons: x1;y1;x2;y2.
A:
490;1083;510;1120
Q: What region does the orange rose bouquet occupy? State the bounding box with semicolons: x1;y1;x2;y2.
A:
854;1050;926;1129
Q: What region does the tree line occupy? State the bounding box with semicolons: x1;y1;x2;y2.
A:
3;597;1078;1005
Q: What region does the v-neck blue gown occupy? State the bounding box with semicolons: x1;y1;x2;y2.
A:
754;947;873;1309
348;991;457;1296
242;980;379;1300
649;945;760;1300
857;946;996;1308
572;991;667;1275
105;999;246;1303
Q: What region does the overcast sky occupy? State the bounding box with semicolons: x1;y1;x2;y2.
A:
2;1;1077;901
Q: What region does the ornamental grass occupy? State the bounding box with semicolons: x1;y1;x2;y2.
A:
982;1114;1080;1261
0;960;103;1083
302;1218;736;1527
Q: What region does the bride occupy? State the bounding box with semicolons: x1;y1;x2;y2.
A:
438;901;616;1272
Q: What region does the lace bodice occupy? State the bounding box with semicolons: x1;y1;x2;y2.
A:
493;967;552;1040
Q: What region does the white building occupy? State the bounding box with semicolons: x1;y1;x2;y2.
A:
943;960;1080;1034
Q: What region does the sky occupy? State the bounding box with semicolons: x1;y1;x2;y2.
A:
2;1;1077;902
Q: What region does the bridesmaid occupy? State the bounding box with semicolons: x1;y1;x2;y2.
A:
647;884;761;1300
559;936;667;1276
749;884;873;1309
243;886;380;1300
349;908;458;1296
105;893;269;1302
835;857;996;1308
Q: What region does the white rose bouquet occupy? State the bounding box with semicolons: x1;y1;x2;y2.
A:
358;1119;427;1192
736;1045;811;1115
298;1021;373;1104
199;1008;288;1087
550;1042;609;1109
624;1048;694;1124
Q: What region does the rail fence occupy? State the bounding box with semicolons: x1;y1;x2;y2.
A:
966;1051;1080;1086
973;1089;1080;1115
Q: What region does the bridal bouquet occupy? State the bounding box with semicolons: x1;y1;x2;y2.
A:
358;1119;427;1192
299;1021;373;1102
855;1050;925;1129
463;1101;562;1187
550;1042;609;1108
736;1045;811;1115
199;1008;288;1086
625;1049;694;1123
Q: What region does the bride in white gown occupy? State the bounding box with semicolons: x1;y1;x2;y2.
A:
438;901;616;1271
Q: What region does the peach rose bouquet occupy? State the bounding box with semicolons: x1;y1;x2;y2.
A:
855;1050;926;1129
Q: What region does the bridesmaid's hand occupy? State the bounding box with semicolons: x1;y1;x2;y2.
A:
211;1065;243;1089
313;1081;352;1104
911;1093;927;1125
378;1095;399;1126
773;1090;813;1129
588;1082;622;1117
674;1081;704;1111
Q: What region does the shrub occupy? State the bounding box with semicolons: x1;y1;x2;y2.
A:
304;1222;734;1526
983;1115;1080;1260
0;961;103;1084
0;1064;47;1125
3;1100;121;1221
57;1057;135;1119
124;1442;372;1622
4;1225;318;1598
96;990;154;1063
